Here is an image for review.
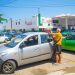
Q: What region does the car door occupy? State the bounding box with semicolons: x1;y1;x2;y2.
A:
65;35;75;50
39;34;53;60
19;35;41;64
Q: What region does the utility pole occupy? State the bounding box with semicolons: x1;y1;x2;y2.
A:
10;18;12;31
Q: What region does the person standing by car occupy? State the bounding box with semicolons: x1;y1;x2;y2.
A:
50;28;62;64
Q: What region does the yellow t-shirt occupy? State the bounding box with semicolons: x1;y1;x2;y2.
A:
53;32;62;45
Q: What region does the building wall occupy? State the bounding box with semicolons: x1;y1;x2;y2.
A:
39;17;53;29
0;16;53;31
52;16;75;30
3;15;75;31
5;16;39;31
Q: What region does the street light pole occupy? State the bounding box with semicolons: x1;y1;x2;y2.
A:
65;16;68;30
10;18;12;31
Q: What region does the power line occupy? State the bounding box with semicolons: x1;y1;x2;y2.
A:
1;4;75;8
0;6;38;8
0;0;17;6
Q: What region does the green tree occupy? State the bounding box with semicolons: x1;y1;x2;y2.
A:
0;14;7;23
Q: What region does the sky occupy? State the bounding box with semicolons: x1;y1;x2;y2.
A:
0;0;75;19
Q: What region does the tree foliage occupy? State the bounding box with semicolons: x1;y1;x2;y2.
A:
0;14;7;23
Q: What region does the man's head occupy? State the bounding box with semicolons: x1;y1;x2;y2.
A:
56;28;61;32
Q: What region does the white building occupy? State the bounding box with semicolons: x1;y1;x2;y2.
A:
0;15;53;31
39;17;53;30
52;14;75;30
5;16;38;31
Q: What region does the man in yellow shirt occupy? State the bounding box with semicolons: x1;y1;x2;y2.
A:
51;28;62;64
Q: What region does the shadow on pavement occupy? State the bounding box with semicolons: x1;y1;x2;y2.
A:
16;59;51;71
62;49;75;55
0;59;55;74
0;59;54;74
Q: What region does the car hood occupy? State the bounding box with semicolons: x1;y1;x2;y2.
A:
0;45;10;53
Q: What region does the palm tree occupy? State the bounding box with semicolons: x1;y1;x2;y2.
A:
0;14;7;23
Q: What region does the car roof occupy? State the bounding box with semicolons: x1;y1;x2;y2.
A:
23;32;48;36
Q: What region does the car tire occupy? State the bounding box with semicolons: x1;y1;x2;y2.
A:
4;39;7;43
2;60;16;74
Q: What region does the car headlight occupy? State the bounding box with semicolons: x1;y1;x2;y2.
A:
0;53;7;57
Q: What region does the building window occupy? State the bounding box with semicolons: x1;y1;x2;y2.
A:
53;24;56;26
52;20;59;23
16;22;17;25
32;28;35;32
18;21;20;25
48;24;50;26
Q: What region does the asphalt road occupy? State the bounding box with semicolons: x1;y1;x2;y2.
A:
0;50;75;75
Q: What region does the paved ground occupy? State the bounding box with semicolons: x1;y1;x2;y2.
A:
0;50;75;75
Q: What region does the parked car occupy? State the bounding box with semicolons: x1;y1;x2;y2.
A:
5;32;16;38
62;34;75;51
0;35;9;43
61;30;69;37
61;29;75;37
10;31;18;37
0;32;53;74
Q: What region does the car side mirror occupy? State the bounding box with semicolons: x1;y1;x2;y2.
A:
19;42;26;48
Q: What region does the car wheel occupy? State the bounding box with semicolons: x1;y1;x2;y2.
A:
2;60;16;74
4;39;7;43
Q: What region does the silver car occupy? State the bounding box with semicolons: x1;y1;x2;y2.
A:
0;32;53;74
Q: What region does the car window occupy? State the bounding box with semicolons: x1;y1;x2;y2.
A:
40;34;48;43
66;35;75;40
5;34;27;48
21;35;38;47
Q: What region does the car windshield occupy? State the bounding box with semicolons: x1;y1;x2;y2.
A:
5;34;27;48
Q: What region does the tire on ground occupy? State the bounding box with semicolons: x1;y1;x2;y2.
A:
2;60;16;74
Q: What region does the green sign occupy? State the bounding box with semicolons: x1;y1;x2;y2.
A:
38;13;42;26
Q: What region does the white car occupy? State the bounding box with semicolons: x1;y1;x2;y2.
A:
0;32;53;74
0;35;9;43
